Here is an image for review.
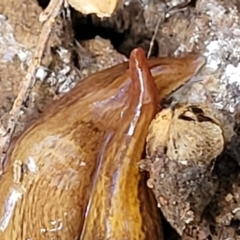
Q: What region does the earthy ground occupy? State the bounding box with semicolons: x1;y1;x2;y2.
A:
0;0;127;131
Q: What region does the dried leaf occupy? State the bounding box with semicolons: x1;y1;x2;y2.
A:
140;103;234;235
68;0;119;17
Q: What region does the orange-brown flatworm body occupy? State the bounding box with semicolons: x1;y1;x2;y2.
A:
0;48;205;239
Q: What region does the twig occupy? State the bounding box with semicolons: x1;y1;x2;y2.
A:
39;0;64;22
0;0;66;173
147;16;162;59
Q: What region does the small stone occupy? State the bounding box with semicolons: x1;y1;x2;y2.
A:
225;193;233;202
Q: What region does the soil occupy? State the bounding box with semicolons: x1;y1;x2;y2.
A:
0;0;127;133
